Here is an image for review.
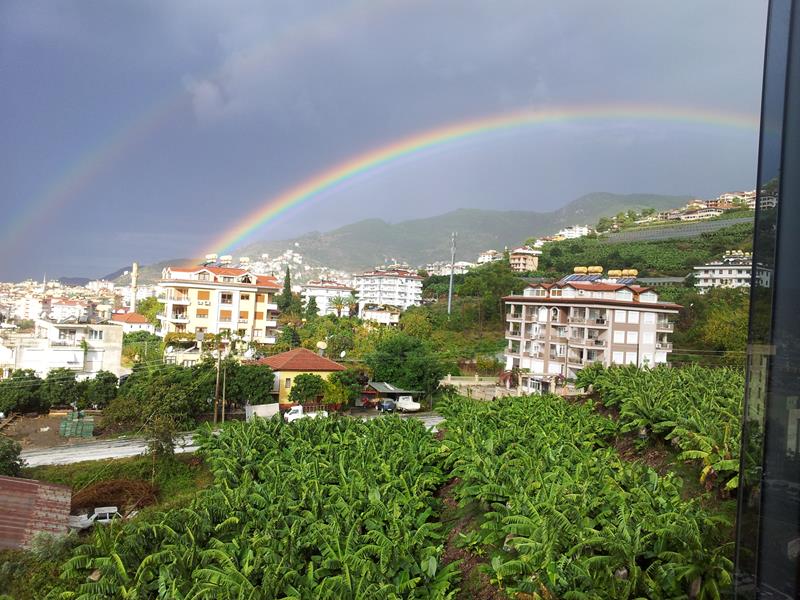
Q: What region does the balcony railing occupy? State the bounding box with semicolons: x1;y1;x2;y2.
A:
656;342;673;350
568;316;587;324
656;321;674;331
507;312;524;320
170;313;189;322
588;318;608;326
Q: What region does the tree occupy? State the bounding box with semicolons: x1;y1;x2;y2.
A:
327;368;366;406
596;216;613;232
305;296;319;320
400;310;433;339
330;296;346;318
0;435;24;476
366;333;445;397
0;369;43;414
278;267;293;312
278;325;301;351
347;292;359;317
136;297;164;327
40;368;84;410
288;373;326;404
122;331;163;364
86;371;118;408
233;364;275;404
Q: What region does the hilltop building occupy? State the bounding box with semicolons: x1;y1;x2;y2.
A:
509;246;542;272
693;251;753;293
503;273;679;393
301;280;355;316
353;269;423;317
159;266;280;344
556;225;591;239
477;250;503;264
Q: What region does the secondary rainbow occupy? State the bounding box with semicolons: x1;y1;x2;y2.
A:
206;103;760;255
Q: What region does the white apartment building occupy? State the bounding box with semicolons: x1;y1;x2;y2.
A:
301;280;355;316
504;279;679;394
361;306;401;326
48;300;91;322
557;225;591;239
694;251;753;293
679;208;724;221
477;250;503;264
509;247;542;272
422;261;474;276
10;297;47;321
354;269;423;316
0;319;124;379
159;266;281;344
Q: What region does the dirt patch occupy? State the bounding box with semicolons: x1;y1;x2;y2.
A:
4;414;71;449
437;479;507;600
71;479;158;512
613;433;671;474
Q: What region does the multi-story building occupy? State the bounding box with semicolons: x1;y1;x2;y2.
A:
301;280;355;316
159;266;281;344
556;225;591;239
693;251;753;293
0;319;124;379
110;312;155;334
509;247;542;272
678;208;724;221
48;300;91;322
503;278;680;393
477;250;503;264
353;269;423;315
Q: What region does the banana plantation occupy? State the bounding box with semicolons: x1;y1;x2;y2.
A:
45;367;741;599
576;363;744;490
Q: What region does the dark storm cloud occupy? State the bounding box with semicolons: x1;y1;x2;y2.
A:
0;0;766;280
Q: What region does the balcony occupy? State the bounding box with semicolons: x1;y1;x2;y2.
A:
264;303;278;311
507;330;523;339
507;312;524;321
264;320;278;328
656;342;673;351
568;316;587;324
169;313;190;323
568;336;586;345
167;294;190;305
656;321;674;331
588;318;608;327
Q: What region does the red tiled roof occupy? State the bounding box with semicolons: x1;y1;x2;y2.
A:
504;295;681;311
164;266;280;289
111;312;149;324
0;476;71;550
251;347;346;372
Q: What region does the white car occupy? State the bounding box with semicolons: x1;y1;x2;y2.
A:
396;396;421;413
284;405;329;423
68;506;123;531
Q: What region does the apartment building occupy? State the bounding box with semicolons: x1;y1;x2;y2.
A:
504;278;680;393
509;246;542;272
693;251;753;293
301;280;354;316
159;266;281;344
354;269;423;315
0;319;124;379
556;224;591;239
110;312;155;334
48;300;91;322
477;250;503;264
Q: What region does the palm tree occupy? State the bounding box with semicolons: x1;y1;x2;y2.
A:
347;291;359;317
330;296;346;318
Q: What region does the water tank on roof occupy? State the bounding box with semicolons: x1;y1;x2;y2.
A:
608;269;623;277
628;269;639;277
587;266;603;273
573;266;588;274
239;257;250;264
219;255;233;264
205;254;218;261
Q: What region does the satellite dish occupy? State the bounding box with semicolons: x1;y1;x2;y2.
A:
340;350;346;358
166;346;174;353
316;341;328;350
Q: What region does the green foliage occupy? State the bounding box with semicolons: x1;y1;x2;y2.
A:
288;373;326;404
122;330;163;364
85;370;118;408
53;417;458;598
438;395;733;598
456;261;526;328
0;435;24;476
304;295;319;319
40;367;84;410
0;369;44;414
577;364;744;490
538;222;753;277
366;332;446;396
327;368;366;404
278;267;294;312
135;296;164;327
329;295;346;317
232;363;274;405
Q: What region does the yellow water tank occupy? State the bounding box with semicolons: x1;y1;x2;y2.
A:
587;266;603;273
628;269;639;277
608;269;623;277
573;266;588;274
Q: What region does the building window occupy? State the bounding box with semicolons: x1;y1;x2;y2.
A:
614;310;626;323
196;309;208;318
164;356;177;364
256;294;265;302
626;331;638;344
253;329;262;338
627;311;640;324
198;273;209;281
550;308;559;321
89;330;103;340
255;311;264;320
239;311;249;321
285;377;292;388
221;293;233;304
198;290;210;301
219;310;232;322
240;293;250;301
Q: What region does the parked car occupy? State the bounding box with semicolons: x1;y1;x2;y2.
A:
284;405;329;423
68;506;123;531
396;396;421;413
378;398;396;413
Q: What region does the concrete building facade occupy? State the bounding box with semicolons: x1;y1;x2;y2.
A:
353;269;423;315
694;251;753;293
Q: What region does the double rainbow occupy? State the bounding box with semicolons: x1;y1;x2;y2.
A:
206;103;759;255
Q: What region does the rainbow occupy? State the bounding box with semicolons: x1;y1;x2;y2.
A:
0;0;401;253
206;103;760;255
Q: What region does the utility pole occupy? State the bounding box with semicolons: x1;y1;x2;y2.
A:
221;364;227;424
447;232;457;315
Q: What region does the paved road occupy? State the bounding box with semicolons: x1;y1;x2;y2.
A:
20;414;444;467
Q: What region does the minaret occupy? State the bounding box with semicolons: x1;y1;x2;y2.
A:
130;262;139;313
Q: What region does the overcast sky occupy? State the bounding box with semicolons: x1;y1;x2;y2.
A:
0;1;767;281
